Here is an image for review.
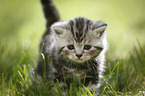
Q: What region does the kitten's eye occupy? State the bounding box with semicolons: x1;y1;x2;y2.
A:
67;45;75;50
84;45;92;50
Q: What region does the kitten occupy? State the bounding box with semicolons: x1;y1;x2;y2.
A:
34;0;108;90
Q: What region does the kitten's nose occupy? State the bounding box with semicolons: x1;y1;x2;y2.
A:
76;54;82;58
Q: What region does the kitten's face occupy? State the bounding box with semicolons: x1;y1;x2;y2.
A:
59;42;103;63
51;18;107;63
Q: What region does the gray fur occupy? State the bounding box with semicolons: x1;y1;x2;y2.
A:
34;0;108;91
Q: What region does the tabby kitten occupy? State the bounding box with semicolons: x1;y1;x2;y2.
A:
35;0;108;90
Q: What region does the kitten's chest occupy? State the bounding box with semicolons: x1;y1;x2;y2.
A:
51;56;98;84
53;64;97;82
62;66;89;78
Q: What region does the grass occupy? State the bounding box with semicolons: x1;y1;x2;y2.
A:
0;40;145;95
0;0;145;95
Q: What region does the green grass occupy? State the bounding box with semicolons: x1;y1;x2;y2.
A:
0;0;145;95
0;41;145;95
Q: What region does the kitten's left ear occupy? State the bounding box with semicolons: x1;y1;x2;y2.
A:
95;23;107;37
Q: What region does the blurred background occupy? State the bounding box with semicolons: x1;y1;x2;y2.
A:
0;0;145;94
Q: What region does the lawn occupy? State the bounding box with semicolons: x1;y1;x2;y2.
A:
0;0;145;95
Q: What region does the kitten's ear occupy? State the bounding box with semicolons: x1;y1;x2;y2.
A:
51;22;67;35
52;27;65;35
95;23;107;37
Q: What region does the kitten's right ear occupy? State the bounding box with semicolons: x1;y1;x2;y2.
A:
52;27;65;35
51;22;66;35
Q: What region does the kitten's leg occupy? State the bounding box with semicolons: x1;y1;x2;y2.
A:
32;33;51;84
36;53;50;78
32;53;50;84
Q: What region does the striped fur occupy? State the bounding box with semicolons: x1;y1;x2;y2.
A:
35;0;108;91
68;18;107;43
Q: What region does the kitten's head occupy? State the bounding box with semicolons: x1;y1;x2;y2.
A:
51;17;107;63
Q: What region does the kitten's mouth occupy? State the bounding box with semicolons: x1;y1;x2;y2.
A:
76;59;82;62
77;58;81;60
74;59;86;63
62;55;87;63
